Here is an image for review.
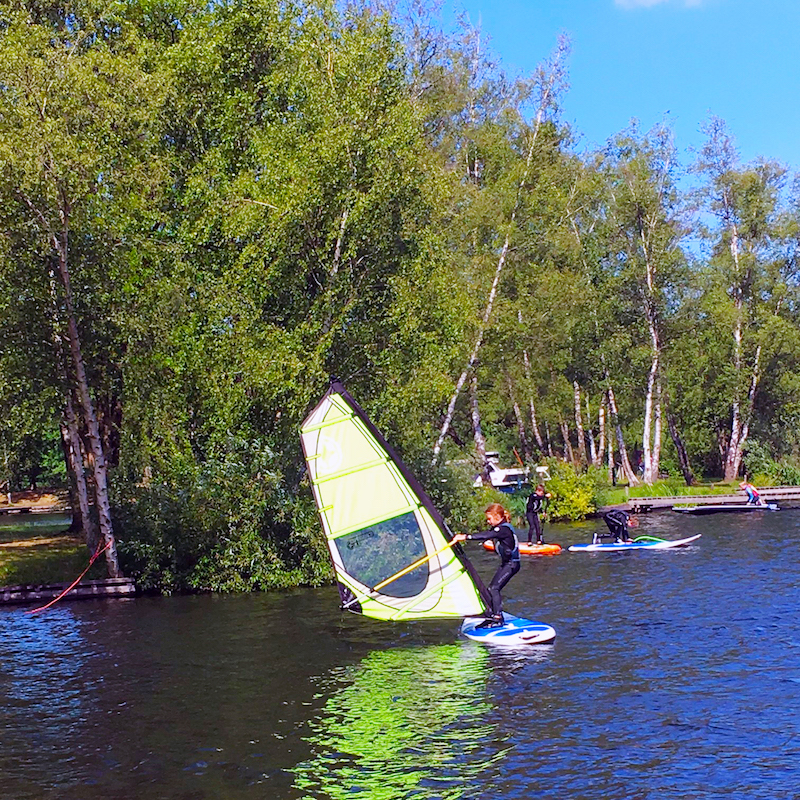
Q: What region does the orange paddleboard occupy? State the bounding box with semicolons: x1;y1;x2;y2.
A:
483;540;562;556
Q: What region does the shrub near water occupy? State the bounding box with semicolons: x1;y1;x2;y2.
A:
538;460;597;522
113;438;331;593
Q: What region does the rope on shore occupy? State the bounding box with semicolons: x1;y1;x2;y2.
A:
26;540;112;615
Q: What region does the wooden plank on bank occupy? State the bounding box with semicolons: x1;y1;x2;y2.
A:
0;577;136;606
0;505;69;516
598;486;800;514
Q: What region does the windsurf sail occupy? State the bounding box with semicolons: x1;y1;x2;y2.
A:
300;379;490;622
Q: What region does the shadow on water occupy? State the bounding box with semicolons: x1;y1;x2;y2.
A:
1;509;800;798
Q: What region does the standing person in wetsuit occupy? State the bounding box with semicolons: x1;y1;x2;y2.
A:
452;503;520;628
739;481;763;505
598;509;639;543
526;484;552;545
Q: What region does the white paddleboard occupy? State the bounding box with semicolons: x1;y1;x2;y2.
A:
460;613;556;645
568;533;702;552
672;503;779;515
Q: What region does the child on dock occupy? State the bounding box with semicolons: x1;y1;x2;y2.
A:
739;482;764;506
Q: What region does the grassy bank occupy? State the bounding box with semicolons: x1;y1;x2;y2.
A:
0;518;106;585
598;480;749;508
0;488;108;587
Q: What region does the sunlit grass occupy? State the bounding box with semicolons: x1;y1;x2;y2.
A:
0;521;106;586
600;481;742;506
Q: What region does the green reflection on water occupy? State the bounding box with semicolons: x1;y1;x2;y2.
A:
293;643;504;800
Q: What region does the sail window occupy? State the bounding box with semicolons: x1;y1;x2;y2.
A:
335;512;428;597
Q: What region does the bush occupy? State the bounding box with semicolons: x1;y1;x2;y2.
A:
743;440;800;486
539;459;597;521
113;435;331;593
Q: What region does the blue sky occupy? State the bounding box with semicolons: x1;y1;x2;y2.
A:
441;0;800;172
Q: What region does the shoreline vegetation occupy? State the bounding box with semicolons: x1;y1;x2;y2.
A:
0;477;780;593
2;2;799;595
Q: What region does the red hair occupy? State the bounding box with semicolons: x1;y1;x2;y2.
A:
485;503;510;522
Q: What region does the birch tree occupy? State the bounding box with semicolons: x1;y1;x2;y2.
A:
431;36;569;464
694;118;787;481
0;4;167;575
602;125;685;483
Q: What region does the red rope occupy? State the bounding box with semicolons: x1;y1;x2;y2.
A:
26;540;112;615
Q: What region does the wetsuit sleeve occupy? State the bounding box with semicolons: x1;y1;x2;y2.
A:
466;528;498;542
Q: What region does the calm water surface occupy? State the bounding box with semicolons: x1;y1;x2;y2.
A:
1;510;799;799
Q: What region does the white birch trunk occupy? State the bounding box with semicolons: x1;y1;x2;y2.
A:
470;374;490;484
559;417;575;465
54;229;121;576
432;42;567;464
607;378;639;485
607;407;615;483
522;350;545;451
597;401;606;468
60;401;97;550
573;381;587;466
506;373;529;460
48;268;97;549
642;351;659;484
651;379;663;480
586;396;597;466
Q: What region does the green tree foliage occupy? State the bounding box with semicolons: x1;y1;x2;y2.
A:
3;2;800;593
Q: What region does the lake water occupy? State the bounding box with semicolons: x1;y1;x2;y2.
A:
1;508;799;799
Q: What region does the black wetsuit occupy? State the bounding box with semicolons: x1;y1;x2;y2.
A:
465;523;521;617
601;510;632;543
525;493;547;545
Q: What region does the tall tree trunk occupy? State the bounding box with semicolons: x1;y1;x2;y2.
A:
432;41;568;464
323;207;349;335
639;222;663;485
667;410;694;486
720;214;763;481
506;373;530;461
544;421;554;457
573;381;587;466
559;416;575;465
60;402;97;550
607;407;615;483
586;396;597;466
53;229;121;577
49;267;97;549
724;341;761;481
651;379;663;481
522;350;545;452
597;399;607;468
642;350;659;484
606;377;639;485
470;374;491;485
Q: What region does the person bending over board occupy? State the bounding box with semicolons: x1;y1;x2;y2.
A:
452;504;521;628
739;481;764;506
525;484;552;545
597;509;639;544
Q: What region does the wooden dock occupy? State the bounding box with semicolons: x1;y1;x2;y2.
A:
0;505;68;516
621;486;800;513
0;577;136;606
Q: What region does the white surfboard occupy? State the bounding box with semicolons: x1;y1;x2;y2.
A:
568;534;702;552
672;503;779;515
460;613;556;645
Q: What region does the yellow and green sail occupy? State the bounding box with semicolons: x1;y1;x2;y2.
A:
300;380;489;622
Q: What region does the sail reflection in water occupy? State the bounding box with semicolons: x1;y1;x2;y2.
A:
293;644;509;799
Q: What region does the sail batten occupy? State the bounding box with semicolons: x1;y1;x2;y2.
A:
310;457;391;486
326;507;421;540
300;380;490;622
